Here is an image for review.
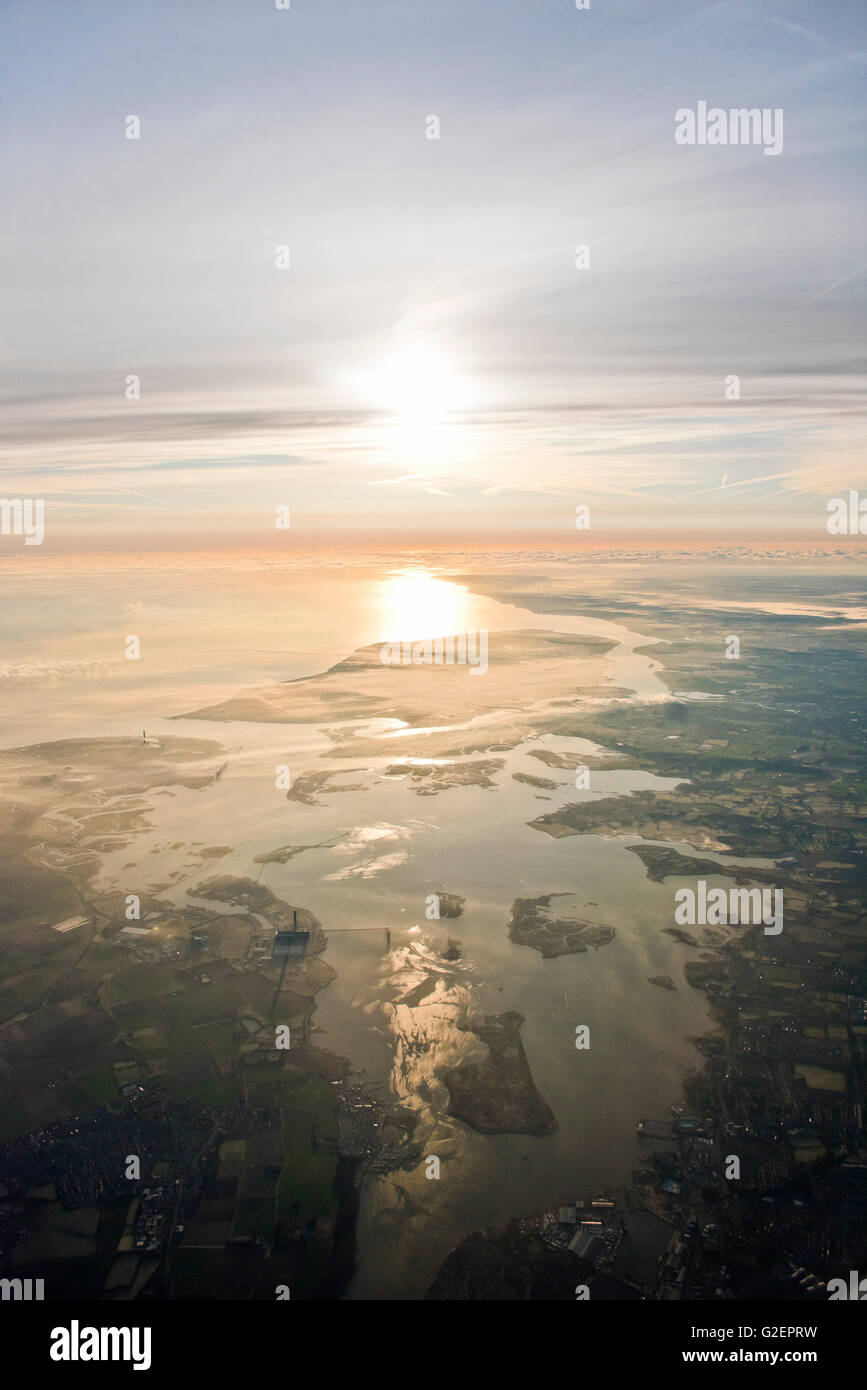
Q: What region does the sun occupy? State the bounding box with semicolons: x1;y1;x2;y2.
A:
370;343;469;426
348;338;474;464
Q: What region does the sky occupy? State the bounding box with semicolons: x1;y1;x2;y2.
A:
1;0;865;547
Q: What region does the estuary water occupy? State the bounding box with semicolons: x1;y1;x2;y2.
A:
0;554;721;1298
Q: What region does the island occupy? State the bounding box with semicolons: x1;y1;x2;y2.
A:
442;1011;556;1136
508;893;615;958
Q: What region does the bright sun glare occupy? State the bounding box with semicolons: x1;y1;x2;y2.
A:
372;344;468;425
380;570;468;641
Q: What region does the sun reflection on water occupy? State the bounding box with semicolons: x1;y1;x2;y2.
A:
379;570;469;641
